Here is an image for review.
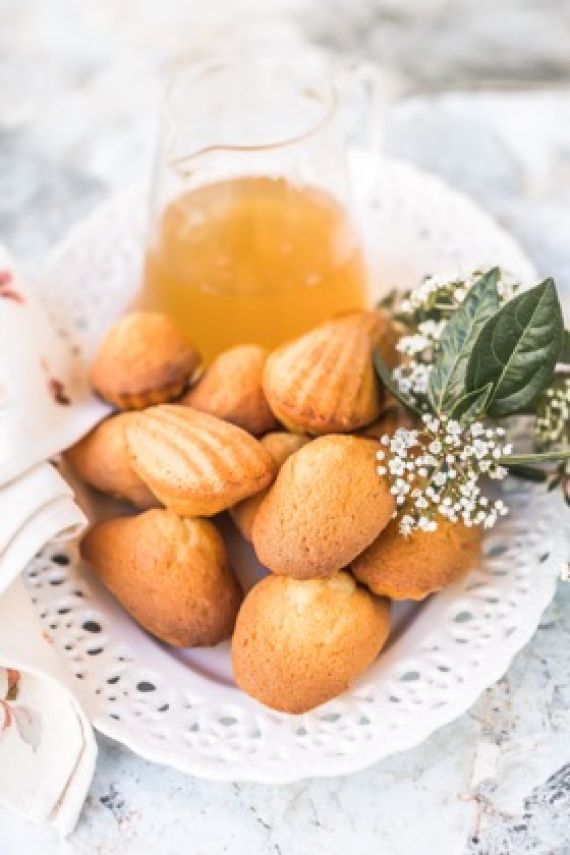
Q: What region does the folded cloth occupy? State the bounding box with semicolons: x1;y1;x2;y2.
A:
0;463;86;596
0;246;102;834
0;579;96;835
0;249;107;486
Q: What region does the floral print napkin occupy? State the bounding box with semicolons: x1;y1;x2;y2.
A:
0;247;101;833
0;580;96;833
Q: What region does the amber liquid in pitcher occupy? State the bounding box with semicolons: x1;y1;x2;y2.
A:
142;176;369;362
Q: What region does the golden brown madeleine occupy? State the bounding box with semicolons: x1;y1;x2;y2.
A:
262;311;385;435
125;405;276;517
232;572;391;713
230;432;310;541
351;519;481;600
65;413;158;509
80;510;242;647
90;311;201;410
183;344;278;435
252;435;394;579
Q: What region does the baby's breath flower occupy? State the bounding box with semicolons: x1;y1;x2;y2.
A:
379;417;512;536
393;362;432;403
391;269;519;412
378;266;530;536
402;267;518;319
396;333;431;356
534;376;570;449
418;319;447;341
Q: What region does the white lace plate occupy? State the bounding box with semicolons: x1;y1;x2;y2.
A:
23;154;565;782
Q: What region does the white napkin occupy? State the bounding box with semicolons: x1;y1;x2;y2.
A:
0;253;106;485
0;580;96;834
0;463;86;597
0;247;102;834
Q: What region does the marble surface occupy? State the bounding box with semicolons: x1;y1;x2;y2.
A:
1;3;569;854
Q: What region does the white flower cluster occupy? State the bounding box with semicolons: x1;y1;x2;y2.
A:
377;415;512;536
393;361;432;400
393;268;518;409
396;319;447;358
535;377;570;448
394;319;447;403
399;267;517;317
399;271;469;315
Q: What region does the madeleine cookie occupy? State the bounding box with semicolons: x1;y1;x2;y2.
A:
232;572;391;713
184;344;278;435
65;413;158;508
230;432;310;541
80;510;242;647
262;312;386;435
125;405;276;517
252;435;394;579
351;519;481;600
90;311;201;409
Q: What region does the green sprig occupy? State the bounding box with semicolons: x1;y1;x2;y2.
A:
374;268;570;512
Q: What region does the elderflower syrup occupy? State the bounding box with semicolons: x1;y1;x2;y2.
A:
142;177;368;363
140;51;370;363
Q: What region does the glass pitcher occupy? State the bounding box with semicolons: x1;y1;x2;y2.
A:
141;48;373;362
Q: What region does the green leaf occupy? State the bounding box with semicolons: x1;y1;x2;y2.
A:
376;288;400;311
560;329;570;364
507;464;549;483
428;268;500;415
451;383;493;423
373;351;422;417
466;278;564;417
547;465;565;491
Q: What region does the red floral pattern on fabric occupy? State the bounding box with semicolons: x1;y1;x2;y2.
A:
0;667;42;751
0;270;24;304
40;358;72;405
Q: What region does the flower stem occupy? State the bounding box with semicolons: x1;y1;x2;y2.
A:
499;450;570;465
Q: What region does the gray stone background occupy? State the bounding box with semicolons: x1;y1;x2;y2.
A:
1;2;569;853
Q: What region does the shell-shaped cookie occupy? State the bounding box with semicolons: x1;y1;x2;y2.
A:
184;344;277;435
262;311;387;434
230;431;310;542
125;405;276;517
90;311;201;410
351;519;481;600
252;435;395;579
65;413;158;509
80;510;242;647
232;572;391;713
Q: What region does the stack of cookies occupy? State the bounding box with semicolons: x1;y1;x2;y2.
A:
68;309;479;714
